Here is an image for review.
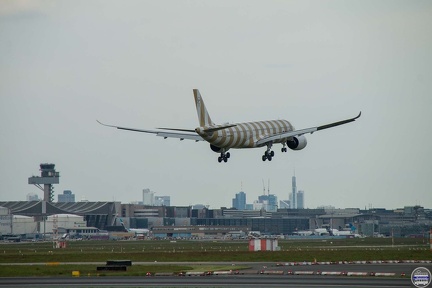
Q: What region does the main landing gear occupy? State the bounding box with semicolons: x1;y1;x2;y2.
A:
262;143;275;161
262;143;288;161
218;151;230;163
262;150;274;161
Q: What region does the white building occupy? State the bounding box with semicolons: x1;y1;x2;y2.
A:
253;201;264;211
26;193;40;201
0;206;12;235
0;212;89;236
143;189;155;206
297;190;305;209
155;196;170;206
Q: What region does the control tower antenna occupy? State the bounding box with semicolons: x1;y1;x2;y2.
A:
268;179;270;196
28;163;60;202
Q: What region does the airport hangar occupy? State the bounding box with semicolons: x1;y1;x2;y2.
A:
0;200;120;232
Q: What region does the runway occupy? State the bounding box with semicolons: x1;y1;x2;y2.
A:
0;275;412;288
1;261;429;287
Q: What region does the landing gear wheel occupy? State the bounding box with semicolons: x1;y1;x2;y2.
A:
281;147;287;152
223;157;228;163
263;142;275;161
218;156;222;163
226;152;231;159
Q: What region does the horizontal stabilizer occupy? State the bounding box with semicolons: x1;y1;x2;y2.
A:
157;127;196;133
203;124;237;133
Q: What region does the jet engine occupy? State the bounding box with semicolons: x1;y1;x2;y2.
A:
210;144;229;153
287;135;307;150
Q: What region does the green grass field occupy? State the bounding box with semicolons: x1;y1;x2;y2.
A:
0;238;430;277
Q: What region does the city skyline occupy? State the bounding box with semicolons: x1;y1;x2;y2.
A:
5;161;430;210
13;180;429;211
1;2;431;209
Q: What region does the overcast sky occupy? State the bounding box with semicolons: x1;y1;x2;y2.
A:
1;1;431;210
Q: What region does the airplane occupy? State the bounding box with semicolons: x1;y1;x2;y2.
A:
332;223;361;237
118;218;149;236
294;223;360;237
98;89;361;163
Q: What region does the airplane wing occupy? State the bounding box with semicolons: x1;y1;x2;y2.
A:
255;112;361;146
97;120;204;142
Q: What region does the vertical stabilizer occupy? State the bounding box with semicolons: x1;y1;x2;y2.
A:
193;89;214;127
119;218;128;232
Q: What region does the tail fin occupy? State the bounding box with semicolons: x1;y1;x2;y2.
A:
193;89;214;127
119;218;128;232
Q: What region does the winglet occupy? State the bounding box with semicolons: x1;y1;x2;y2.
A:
97;120;117;128
316;111;361;131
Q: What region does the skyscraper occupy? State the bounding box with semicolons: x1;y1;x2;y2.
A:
58;190;75;203
143;188;155;206
297;190;304;209
154;196;170;206
26;193;39;201
291;175;297;209
232;191;246;210
258;194;278;212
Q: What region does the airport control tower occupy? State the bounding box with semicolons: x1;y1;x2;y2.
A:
28;163;60;202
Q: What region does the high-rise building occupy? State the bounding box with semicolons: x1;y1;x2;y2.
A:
291;175;297;209
26;193;40;201
143;189;155;206
58;190;75;203
297;190;304;209
258;194;278;212
154;196;170;206
232;191;246;210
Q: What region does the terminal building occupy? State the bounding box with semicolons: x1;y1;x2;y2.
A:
1;163;431;240
1;201;431;239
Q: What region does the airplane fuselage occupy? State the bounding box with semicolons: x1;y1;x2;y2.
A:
195;119;294;149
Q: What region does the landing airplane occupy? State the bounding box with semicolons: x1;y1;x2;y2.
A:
98;89;360;163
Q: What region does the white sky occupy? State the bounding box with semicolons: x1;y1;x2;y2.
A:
1;0;431;209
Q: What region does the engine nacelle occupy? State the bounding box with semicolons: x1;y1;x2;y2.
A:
210;144;229;153
287;135;307;150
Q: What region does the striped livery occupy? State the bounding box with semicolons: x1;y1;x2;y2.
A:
196;119;294;149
